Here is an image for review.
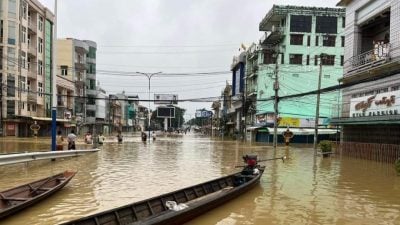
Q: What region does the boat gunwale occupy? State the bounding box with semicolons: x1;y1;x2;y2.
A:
62;166;265;225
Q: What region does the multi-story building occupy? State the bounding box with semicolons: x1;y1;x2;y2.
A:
229;50;246;139
108;94;122;133
56;38;97;135
0;0;54;136
256;5;345;143
244;43;260;141
332;1;400;155
115;92;139;132
96;85;107;134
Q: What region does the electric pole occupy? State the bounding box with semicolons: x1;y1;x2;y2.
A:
313;54;325;155
273;52;279;149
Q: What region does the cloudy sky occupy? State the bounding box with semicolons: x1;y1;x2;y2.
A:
40;0;340;121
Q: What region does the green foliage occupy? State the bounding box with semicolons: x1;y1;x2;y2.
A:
395;158;400;175
319;140;332;153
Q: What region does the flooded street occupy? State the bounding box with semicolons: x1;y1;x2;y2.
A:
1;133;400;225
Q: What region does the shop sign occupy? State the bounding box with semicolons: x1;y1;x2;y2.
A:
350;90;399;117
256;113;274;125
279;117;300;127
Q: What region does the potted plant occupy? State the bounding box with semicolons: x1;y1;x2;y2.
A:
319;140;332;158
395;158;400;175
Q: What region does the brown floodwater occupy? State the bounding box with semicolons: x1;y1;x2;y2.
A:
0;133;400;225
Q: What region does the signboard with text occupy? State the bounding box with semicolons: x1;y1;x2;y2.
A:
195;110;213;118
154;94;178;105
157;106;175;118
350;90;399;117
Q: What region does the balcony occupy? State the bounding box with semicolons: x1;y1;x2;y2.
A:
342;43;397;83
28;46;37;57
27;68;37;79
75;62;86;72
259;26;285;46
86;89;97;96
86;73;96;80
27;92;37;102
86;104;96;111
28;21;37;34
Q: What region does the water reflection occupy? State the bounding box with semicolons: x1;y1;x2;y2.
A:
0;135;399;225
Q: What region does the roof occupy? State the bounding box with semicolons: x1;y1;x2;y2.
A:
337;0;353;6
259;5;346;31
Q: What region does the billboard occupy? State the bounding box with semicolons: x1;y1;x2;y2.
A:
154;94;178;105
195;110;213;118
157;106;175;118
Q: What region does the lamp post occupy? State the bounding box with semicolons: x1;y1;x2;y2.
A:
51;0;58;151
136;72;162;142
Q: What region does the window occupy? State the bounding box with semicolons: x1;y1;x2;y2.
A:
290;34;303;45
22;2;28;19
7;74;15;97
323;36;336;47
38;82;43;97
342;17;346;28
321;55;335;66
281;54;284;64
8;21;16;45
21;27;27;43
20;76;26;90
0;48;2;70
324;75;331;79
61;65;68;75
38;16;43;31
315;36;319;46
0;20;3;44
27;80;31;91
290;15;312;33
7;47;15;69
27;103;30;112
316;16;338;34
27;57;31;70
21;51;26;69
392;86;399;91
38;60;43;75
315;55;318;66
8;0;17;18
38;37;43;53
289;54;302;65
340;55;344;66
341;36;345;47
307;36;310;46
306;55;310;65
7;100;15;116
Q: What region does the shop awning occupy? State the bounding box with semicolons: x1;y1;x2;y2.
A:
31;116;72;123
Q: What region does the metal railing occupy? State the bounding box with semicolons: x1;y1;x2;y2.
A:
348;43;391;69
0;149;99;166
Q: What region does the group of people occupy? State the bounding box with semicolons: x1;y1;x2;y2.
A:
141;131;157;142
56;130;77;150
56;130;107;150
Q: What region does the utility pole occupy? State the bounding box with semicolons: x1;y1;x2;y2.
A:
51;0;58;151
273;52;280;149
136;71;162;142
314;54;325;155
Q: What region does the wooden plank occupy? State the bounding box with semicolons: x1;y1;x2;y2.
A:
147;201;154;215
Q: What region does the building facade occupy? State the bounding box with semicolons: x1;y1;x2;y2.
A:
56;38;97;135
255;5;345;143
332;0;400;148
0;0;55;136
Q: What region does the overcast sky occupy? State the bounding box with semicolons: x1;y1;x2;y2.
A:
40;0;340;121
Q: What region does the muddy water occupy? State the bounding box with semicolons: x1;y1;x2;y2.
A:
0;134;399;225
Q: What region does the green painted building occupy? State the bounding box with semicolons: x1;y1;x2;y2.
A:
254;5;345;142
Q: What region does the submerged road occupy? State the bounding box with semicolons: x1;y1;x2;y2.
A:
0;133;400;224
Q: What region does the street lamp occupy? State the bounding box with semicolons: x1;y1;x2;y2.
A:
136;71;162;142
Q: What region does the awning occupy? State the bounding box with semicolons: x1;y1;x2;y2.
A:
31;116;72;123
255;127;339;135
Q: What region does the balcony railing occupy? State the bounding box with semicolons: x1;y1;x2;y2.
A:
348;43;391;71
259;26;285;45
27;92;37;102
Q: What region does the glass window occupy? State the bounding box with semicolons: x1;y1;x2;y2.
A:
290;15;312;33
315;36;319;46
7;74;15;97
321;55;335;66
0;20;3;44
341;36;345;47
8;21;16;45
290;34;303;45
323;36;336;47
306;55;310;65
7;100;15;116
21;26;26;43
38;60;43;75
316;16;338;34
263;50;275;64
8;0;16;18
61;65;68;75
22;2;27;19
38;82;43;97
340;55;344;66
7;47;15;69
38;37;43;53
38;16;43;31
289;54;302;65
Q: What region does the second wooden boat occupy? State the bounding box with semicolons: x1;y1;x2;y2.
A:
0;171;76;220
62;155;265;225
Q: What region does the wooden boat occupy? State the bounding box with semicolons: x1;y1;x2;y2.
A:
62;155;265;225
0;171;76;219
